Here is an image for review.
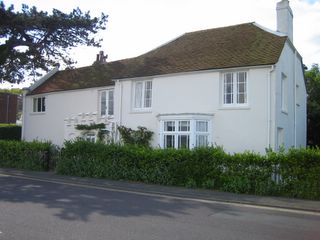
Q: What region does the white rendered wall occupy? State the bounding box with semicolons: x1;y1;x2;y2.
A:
116;67;271;154
23;87;113;146
273;42;306;150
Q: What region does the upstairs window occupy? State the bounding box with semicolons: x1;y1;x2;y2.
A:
223;72;247;106
100;89;114;116
33;97;46;112
134;80;152;109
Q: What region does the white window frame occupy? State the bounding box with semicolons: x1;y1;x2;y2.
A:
84;132;96;143
159;115;212;149
133;80;152;111
99;89;114;117
222;71;248;107
33;97;46;113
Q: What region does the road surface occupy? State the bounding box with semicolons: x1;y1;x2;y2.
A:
0;173;319;240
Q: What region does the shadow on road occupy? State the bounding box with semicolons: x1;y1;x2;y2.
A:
0;174;239;222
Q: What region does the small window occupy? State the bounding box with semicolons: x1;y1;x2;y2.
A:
33;97;46;112
85;133;96;143
134;80;152;109
100;89;114;116
223;72;247;106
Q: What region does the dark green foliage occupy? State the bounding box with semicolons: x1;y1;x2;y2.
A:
117;126;153;147
56;140;320;200
75;123;106;141
0;1;108;83
305;64;320;147
0;124;21;140
0;140;55;171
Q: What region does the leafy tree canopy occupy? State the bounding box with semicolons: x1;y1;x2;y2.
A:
305;64;320;146
0;1;108;83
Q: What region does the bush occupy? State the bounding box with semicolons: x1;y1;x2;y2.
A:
117;126;153;147
0;140;55;171
0;124;21;140
56;140;320;200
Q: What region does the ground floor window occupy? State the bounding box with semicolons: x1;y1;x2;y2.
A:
160;118;211;149
85;132;96;143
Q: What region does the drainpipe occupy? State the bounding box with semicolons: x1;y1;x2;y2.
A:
267;65;275;149
294;50;297;147
21;89;29;140
116;80;123;141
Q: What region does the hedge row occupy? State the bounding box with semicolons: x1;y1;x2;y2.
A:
0;124;21;140
0;140;53;171
56;140;320;200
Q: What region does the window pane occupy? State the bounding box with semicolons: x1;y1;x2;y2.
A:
179;121;190;131
164;135;175;148
134;82;143;108
196;135;208;147
164;121;175;131
224;73;233;104
237;72;247;104
144;81;152;108
178;135;190;149
37;98;41;112
108;90;114;115
100;91;106;115
41;97;46;112
196;121;208;132
85;133;96;143
33;98;37;112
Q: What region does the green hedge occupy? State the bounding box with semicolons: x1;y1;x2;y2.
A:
0;124;21;140
56;140;320;200
0;140;53;171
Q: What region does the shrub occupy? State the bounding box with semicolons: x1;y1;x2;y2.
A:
0;140;55;171
0;124;21;140
56;140;320;200
117;126;153;147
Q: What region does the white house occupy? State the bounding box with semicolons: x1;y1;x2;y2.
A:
22;0;306;153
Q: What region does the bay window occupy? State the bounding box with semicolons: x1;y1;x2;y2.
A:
161;118;211;149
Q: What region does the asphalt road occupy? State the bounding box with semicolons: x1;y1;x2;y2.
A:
0;174;319;240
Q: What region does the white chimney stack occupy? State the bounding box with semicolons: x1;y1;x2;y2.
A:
276;0;293;43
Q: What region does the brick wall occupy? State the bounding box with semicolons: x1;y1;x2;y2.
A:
0;93;18;124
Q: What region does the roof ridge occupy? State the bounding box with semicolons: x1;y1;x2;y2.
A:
184;22;255;35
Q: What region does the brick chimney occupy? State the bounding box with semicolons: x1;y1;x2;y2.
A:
95;51;108;63
276;0;293;43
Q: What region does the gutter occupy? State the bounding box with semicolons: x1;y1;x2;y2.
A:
267;65;275;148
28;66;59;93
294;50;297;147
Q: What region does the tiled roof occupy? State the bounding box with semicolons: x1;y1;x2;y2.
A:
29;23;287;95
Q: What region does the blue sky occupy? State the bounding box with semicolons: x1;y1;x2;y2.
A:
1;0;320;88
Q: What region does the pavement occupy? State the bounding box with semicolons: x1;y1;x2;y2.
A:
0;167;319;213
